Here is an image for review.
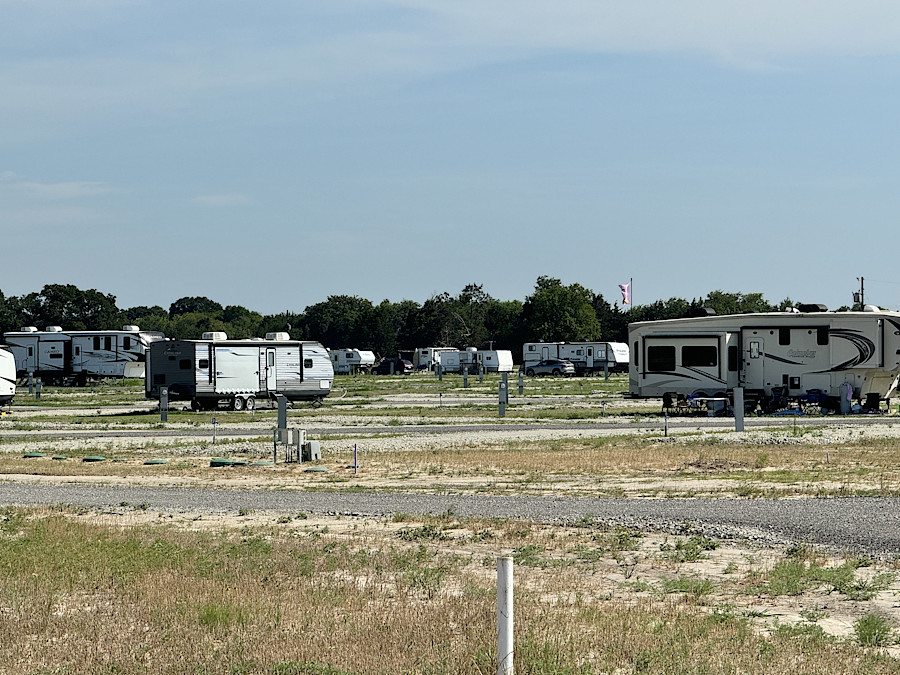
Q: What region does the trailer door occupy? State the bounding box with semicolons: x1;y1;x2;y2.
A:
265;348;277;391
742;336;764;389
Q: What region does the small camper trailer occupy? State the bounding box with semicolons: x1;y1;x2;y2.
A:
329;348;376;374
413;347;457;371
523;342;630;375
434;348;514;373
3;325;165;384
0;347;15;406
476;349;514;372
146;332;333;410
628;307;900;412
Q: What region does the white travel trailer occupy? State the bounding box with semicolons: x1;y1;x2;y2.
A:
628;307;900;412
435;348;514;373
476;349;514;372
523;342;630;375
0;347;15;406
146;332;334;410
413;347;457;371
330;348;376;374
3;325;165;384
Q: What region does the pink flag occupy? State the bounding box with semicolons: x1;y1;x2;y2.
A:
618;282;631;305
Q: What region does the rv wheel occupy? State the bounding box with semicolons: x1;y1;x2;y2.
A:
245;396;255;411
232;397;245;411
190;398;201;412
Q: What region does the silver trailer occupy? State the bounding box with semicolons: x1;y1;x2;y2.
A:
0;347;15;405
329;348;376;374
523;341;629;375
413;347;457;371
146;332;334;410
3;325;165;384
628;307;900;412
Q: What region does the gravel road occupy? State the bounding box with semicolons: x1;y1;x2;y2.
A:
3;482;900;555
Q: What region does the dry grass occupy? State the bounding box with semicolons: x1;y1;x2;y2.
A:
3;507;900;674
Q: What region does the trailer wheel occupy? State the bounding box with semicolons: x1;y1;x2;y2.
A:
245;396;255;411
232;397;245;411
190;398;201;412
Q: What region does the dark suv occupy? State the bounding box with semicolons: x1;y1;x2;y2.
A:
371;358;415;375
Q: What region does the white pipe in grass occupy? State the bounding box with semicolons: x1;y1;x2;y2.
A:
497;556;514;675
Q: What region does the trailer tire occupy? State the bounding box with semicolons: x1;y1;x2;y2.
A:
245;396;255;411
191;398;201;412
232;397;245;411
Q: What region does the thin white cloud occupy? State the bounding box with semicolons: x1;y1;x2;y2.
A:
1;180;111;200
193;193;250;207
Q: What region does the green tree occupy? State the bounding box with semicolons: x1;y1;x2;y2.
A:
17;284;122;330
304;295;375;348
702;291;774;315
521;276;601;342
169;296;223;318
222;305;263;339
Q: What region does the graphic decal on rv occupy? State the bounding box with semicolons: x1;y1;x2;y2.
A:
827;330;876;371
765;354;806;366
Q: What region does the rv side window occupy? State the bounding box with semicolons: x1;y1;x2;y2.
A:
633;342;638;367
749;341;761;359
267;352;275;367
683;345;717;368
199;359;209;369
104;336;112;351
28;346;33;357
179;359;191;370
528;345;535;352
94;337;101;350
49;353;62;359
304;358;313;368
728;346;738;372
647;346;675;371
817;328;829;345
123;337;131;350
75;346;81;357
779;328;790;346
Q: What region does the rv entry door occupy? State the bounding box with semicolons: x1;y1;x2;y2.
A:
742;337;764;389
265;349;277;391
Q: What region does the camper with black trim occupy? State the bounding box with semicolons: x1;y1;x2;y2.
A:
146;332;333;410
628;305;900;413
3;325;165;384
523;341;630;375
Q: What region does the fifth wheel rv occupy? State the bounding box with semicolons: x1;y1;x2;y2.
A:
146;332;334;410
628;306;900;413
3;325;165;384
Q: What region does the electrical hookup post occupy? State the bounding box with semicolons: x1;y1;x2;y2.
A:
497;556;514;675
498;372;509;418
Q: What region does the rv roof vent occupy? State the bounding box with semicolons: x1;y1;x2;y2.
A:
122;325;140;332
863;304;882;312
20;326;38;333
202;331;228;341
465;347;478;353
689;307;716;317
266;332;290;341
796;303;828;313
45;326;63;333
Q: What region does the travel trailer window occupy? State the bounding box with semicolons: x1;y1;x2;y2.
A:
267;352;275;367
633;342;638;367
75;346;81;357
104;337;112;351
817;328;829;345
199;359;209;369
779;328;790;346
28;347;33;357
94;337;101;350
749;341;761;359
304;358;313;368
683;345;717;368
123;337;131;350
647;346;675;371
179;359;191;370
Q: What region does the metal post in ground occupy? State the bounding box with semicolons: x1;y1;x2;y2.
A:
518;368;524;395
499;372;508;418
35;378;42;399
463;366;468;388
27;372;33;394
734;387;745;432
497;556;514;675
160;387;168;422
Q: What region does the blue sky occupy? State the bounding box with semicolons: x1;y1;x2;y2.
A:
3;1;900;314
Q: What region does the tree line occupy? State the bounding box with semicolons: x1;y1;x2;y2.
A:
0;280;799;357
